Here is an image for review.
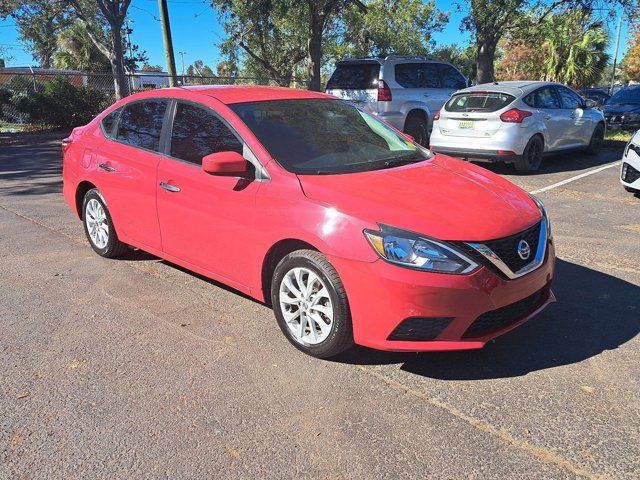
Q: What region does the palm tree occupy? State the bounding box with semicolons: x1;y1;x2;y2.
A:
542;10;609;89
52;21;111;73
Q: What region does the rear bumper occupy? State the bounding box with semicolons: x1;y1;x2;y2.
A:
430;146;522;162
328;241;556;352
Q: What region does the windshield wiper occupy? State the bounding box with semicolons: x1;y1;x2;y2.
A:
383;156;423;169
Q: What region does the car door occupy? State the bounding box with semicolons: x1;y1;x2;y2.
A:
156;100;262;286
393;62;442;116
94;99;168;250
555;86;591;148
524;86;568;150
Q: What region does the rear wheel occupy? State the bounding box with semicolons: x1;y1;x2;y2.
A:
404;112;429;146
82;189;129;258
586;123;605;155
515;135;544;173
271;250;353;358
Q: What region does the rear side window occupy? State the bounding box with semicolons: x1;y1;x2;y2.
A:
524;87;561;109
445;92;515;112
326;63;380;90
556;87;583;109
394;63;439;88
101;108;121;137
170;103;243;165
437;65;466;89
116;100;168;151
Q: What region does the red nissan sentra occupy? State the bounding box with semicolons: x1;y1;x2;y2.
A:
62;86;555;358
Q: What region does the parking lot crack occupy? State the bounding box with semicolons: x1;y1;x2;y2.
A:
354;365;608;480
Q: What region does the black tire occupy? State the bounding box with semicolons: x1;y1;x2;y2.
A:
82;189;129;258
586;123;605;155
404;112;429;146
271;250;353;358
515;135;544;173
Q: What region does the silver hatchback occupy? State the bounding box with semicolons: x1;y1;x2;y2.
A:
325;55;469;146
429;81;606;173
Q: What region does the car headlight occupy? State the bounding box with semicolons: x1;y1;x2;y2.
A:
363;225;478;274
532;196;552;241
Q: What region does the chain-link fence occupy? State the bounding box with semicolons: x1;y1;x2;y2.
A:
0;71;309;127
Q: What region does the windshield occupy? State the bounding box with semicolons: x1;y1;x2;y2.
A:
445;92;515;112
608;88;640;105
230;99;430;175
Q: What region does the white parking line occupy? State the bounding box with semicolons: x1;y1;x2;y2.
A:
530;161;622;195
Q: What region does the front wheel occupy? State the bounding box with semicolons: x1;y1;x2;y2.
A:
586;123;605;155
515;135;544;173
404;113;429;147
271;250;353;358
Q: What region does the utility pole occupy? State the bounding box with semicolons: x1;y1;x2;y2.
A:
157;0;177;87
179;51;186;77
609;15;623;95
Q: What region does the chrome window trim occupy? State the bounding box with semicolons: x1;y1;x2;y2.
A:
466;218;548;280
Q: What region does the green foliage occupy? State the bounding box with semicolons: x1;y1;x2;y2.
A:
431;44;478;81
53;20;112;72
12;77;107;128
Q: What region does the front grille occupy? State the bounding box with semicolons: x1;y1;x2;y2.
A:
622;162;640;184
387;317;453;341
605;114;623;124
484;222;541;273
462;289;545;339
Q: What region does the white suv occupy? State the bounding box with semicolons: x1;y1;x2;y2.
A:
621;129;640;194
325;55;469;145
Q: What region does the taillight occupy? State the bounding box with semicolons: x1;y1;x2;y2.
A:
377;80;392;101
500;108;532;123
433;110;440;121
61;137;72;154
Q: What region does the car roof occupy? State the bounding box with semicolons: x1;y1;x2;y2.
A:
457;81;561;95
125;85;332;105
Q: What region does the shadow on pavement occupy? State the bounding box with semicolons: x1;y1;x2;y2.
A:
0;141;62;196
474;149;622;176
333;259;640;380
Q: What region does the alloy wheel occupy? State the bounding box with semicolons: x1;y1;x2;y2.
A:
279;267;334;345
85;198;109;249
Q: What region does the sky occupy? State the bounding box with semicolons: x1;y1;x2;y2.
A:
0;0;631;71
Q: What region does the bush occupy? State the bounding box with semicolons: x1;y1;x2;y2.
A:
12;77;109;128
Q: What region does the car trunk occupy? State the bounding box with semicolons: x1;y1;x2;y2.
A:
437;91;515;138
325;61;380;113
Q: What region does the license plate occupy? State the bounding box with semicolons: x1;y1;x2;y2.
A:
458;120;474;129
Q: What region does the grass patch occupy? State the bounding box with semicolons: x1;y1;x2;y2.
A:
605;130;633;142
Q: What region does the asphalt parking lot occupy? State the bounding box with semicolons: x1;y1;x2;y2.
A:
1;135;638;479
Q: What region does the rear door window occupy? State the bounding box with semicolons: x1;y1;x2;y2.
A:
101;108;121;137
524;87;561;109
326;63;380;90
394;63;440;88
116;100;168;151
170;102;243;165
437;65;466;89
445;92;515;112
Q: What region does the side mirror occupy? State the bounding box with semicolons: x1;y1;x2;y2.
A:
202;151;248;176
585;99;597;109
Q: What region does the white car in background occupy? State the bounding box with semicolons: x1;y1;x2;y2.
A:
429;81;606;173
621;130;640;194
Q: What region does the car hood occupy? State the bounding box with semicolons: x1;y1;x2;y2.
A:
603;104;640;114
297;154;541;242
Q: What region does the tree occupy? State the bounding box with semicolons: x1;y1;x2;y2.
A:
141;64;164;72
8;1;72;68
67;0;133;99
461;0;635;84
431;44;478;81
541;10;608;88
334;0;447;58
623;14;640;82
53;20;112;72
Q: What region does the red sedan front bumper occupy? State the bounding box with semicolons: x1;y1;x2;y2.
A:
329;242;556;352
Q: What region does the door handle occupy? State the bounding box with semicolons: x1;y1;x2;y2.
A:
159;181;180;193
98;163;116;172
543;115;552;120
